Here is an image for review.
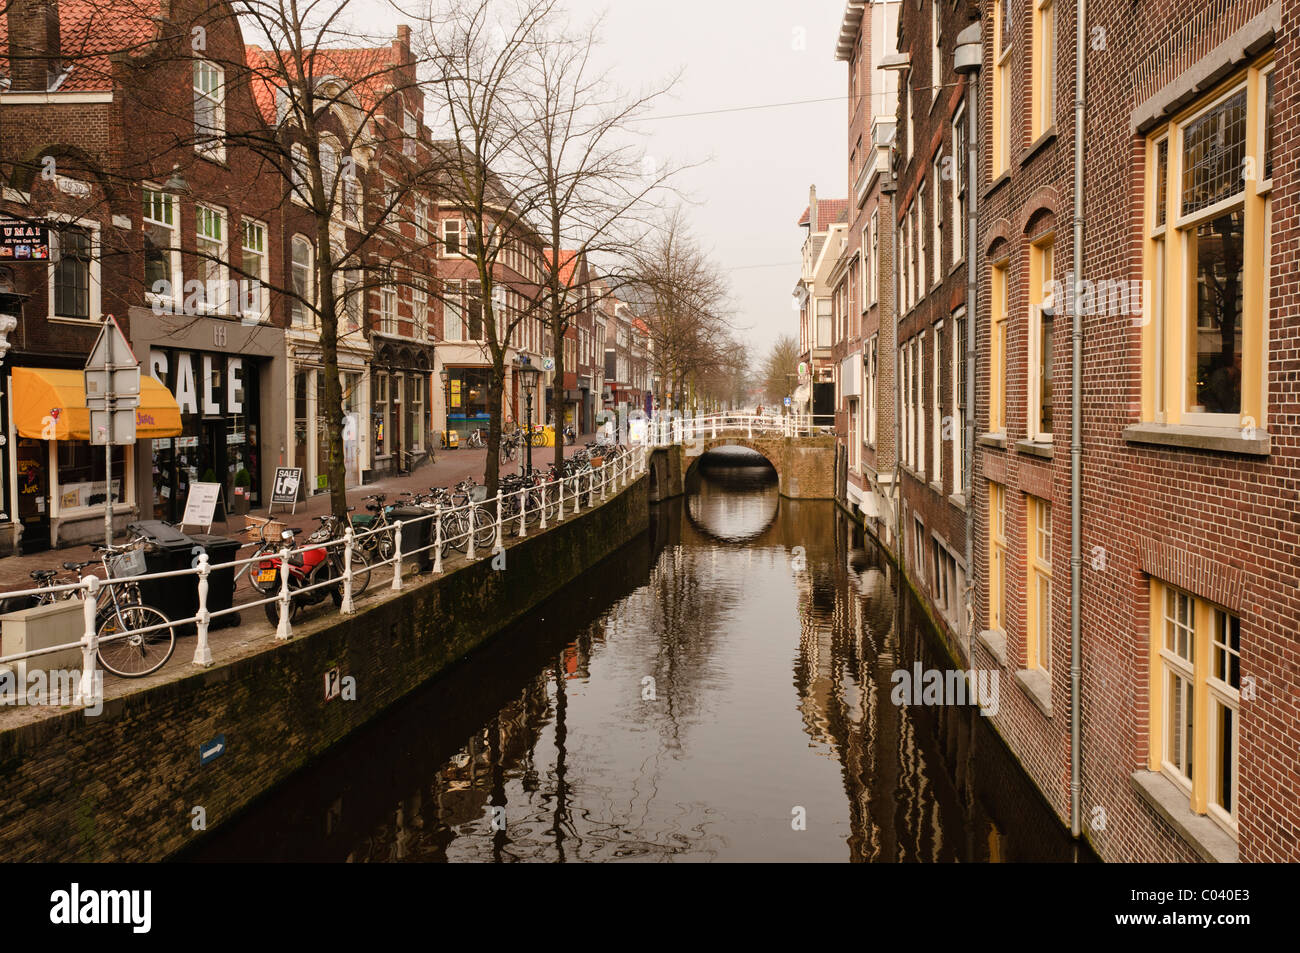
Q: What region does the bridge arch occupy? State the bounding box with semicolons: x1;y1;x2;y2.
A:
686;438;783;481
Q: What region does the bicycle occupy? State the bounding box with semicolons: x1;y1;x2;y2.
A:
88;541;178;678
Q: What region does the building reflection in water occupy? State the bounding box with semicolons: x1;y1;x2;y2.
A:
182;449;1091;863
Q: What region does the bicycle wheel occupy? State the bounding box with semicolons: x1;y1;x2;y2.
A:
96;604;176;678
348;547;372;596
471;506;497;549
447;512;471;553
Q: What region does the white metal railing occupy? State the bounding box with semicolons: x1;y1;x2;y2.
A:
0;445;649;709
640;412;823;446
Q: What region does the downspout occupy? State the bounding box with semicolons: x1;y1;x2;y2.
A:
955;24;981;663
1070;0;1088;840
888;156;902;562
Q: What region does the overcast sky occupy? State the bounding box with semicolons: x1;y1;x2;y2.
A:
367;0;849;361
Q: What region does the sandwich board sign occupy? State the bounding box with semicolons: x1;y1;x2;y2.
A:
270;467;303;514
181;482;224;532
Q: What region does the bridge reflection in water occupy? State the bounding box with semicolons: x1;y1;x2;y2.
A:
183;451;1092;862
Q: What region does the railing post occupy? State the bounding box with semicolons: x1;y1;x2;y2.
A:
193;552;213;665
495;493;506;550
539;483;549;530
432;507;444;574
466;506;477;561
78;575;100;707
712;416;717;439
517;486;528;538
572;474;582;513
391;519;404;590
747;417;752;438
600;462;607;500
556;477;566;522
341;527;356;614
276;545;293;640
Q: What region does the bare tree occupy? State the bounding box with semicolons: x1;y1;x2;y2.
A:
760;334;800;406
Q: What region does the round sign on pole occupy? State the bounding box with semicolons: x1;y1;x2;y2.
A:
797;361;807;377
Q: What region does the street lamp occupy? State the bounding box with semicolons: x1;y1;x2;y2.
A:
439;367;451;448
517;358;541;474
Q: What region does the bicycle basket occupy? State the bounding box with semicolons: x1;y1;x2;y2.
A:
108;548;147;578
469;485;489;504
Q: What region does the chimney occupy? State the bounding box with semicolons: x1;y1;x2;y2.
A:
394;24;412;66
7;0;62;91
808;184;818;233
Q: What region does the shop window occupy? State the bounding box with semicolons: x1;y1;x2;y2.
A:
373;372;389;457
57;442;125;510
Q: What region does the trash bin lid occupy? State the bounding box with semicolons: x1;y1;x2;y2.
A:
127;520;193;549
188;533;242;552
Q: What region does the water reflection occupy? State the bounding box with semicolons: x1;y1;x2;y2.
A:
183;460;1091;862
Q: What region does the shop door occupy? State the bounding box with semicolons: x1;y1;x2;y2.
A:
15;438;49;553
391;374;404;472
199;420;228;521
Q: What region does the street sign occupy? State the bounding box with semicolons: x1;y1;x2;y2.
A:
784;397;792;407
181;482;223;531
542;357;555;372
200;734;226;765
798;361;807;376
84;314;141;403
88;408;137;445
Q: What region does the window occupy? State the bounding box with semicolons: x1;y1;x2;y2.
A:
953;309;966;493
1144;63;1271;429
53;226;92;319
342;263;363;333
466;281;483;340
916;334;925;474
1150;581;1240;836
1031;0;1055;139
193;59;225;159
953;106;967;266
932;154;944;285
142;187;178;301
992;0;1011;176
378;271;397;334
415;197;430;246
988;481;1006;631
990;260;1008;432
444;279;463;339
848;399;858;471
290;235;314;326
291;144;310;205
413;277;428;339
404;110;418;158
932;320;942;481
912;516;926;585
869;212;879;305
1029;237;1054;440
867;335;878;445
932;538;949;610
466;220;480;257
320;143;339;209
1026;495;1052;671
342;163;360;225
240;219;268;321
918;182;928;298
444;219;461;256
195;205;227;313
816;298;832;348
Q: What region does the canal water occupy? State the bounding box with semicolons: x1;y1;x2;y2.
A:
184;448;1090;862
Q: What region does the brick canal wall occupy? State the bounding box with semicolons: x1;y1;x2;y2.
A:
0;475;649;862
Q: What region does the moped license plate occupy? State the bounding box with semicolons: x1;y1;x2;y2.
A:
257;569;278;583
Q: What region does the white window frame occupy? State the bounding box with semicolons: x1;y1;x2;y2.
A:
193;59;225;161
240;217;270;323
932;319;942;482
443;219;461;257
952;307;967;494
47;216;101;322
953;104;967;268
142;185;181;307
195;204;228;315
290;234;315;327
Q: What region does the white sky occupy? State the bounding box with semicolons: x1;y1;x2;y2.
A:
363;0;850;360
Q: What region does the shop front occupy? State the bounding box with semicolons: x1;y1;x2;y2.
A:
144;348;263;522
444;366;493;441
8;367;182;550
370;340;434;477
130;309;289;518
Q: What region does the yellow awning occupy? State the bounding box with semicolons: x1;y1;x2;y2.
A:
12;368;183;441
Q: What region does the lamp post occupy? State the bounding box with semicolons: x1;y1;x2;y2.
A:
439;367;451;448
517;359;540;475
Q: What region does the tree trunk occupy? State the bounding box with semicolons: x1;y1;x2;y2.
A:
552;329;566;473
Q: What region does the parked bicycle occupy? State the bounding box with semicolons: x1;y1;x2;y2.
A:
89;540;179;678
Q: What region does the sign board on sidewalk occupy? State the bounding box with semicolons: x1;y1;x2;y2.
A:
270;467;303;514
181;481;224;532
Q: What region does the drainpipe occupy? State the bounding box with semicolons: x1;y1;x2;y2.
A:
886;156;902;564
955;24;980;663
1069;0;1088;841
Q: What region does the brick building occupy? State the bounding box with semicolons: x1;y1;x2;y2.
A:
832;0;900;549
793;186;845;421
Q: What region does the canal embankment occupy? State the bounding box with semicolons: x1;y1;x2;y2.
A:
0;472;649;862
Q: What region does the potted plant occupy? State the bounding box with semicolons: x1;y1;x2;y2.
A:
232;468;252;516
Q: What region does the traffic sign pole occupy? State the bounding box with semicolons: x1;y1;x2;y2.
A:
103;320;113;548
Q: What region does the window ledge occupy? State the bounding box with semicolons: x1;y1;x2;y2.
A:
981;169;1011;201
977;431;1007;449
1122;422;1270;457
977;628;1007;667
948;491;966;510
1014;438;1053;460
1129;771;1239;863
1014;667;1053;718
1019;127;1058;167
929;479;944;494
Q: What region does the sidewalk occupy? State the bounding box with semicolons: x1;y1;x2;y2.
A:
0;434;596;592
